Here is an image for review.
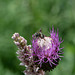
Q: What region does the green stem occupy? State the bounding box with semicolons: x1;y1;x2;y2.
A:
45;71;50;75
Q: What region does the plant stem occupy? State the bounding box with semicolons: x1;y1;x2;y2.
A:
45;71;50;75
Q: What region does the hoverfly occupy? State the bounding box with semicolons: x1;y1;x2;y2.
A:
33;29;44;39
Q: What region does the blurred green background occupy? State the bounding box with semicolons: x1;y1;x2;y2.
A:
0;0;75;75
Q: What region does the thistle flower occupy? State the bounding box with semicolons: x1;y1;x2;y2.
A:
32;27;64;71
12;27;63;75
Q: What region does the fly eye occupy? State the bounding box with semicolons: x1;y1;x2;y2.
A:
36;34;39;37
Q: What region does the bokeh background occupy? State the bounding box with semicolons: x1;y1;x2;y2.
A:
0;0;75;75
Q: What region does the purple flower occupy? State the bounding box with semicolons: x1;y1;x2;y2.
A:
32;27;64;71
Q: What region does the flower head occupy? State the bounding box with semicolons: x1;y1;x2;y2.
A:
32;27;64;71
